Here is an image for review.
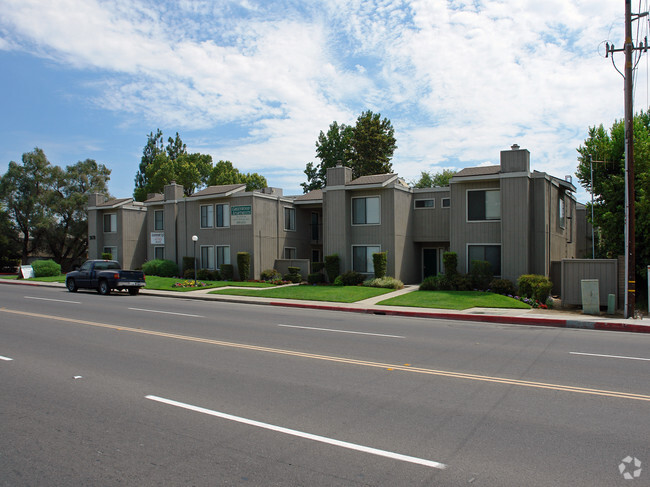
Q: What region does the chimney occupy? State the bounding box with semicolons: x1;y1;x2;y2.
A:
500;145;529;173
326;164;353;186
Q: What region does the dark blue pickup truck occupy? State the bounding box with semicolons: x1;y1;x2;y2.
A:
65;260;146;295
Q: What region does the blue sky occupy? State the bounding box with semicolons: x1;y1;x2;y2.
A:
0;0;643;203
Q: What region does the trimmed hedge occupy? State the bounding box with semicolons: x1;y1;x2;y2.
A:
142;259;179;277
101;252;113;260
324;254;340;283
32;259;61;278
443;251;458;277
260;269;282;281
489;278;516;296
237;252;251;281
220;264;234;280
373;252;387;279
469;260;493;290
284;266;302;283
517;274;553;303
335;270;365;286
182;256;195;273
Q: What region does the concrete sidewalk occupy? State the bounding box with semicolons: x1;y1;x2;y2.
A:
3;279;649;334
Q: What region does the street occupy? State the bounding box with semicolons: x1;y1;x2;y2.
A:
1;284;649;486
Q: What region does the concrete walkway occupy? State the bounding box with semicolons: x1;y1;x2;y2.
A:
2;279;649;334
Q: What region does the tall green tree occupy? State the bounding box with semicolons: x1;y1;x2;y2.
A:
208;160;268;191
411;169;457;188
165;132;187;161
302;111;397;192
134;129;164;201
0;208;20;270
145;152;213;197
576;111;650;279
0;148;53;263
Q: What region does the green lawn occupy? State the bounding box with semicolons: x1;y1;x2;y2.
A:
143;276;277;291
211;285;393;303
378;290;531;310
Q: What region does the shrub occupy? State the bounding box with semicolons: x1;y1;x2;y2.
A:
142;259;179;277
517;274;553;303
237;252;251;281
32;259;61;277
182;256;195;273
469;260;493;290
489;278;516;296
101;252;113;260
364;276;404;290
307;272;325;284
372;252;388;278
420;274;453;291
284;266;302;283
260;269;282;281
337;271;365;286
312;262;325;273
220;264;234;280
197;269;219;281
443;251;458;277
333;275;343;286
324;254;340;283
452;274;473;291
183;268;195;279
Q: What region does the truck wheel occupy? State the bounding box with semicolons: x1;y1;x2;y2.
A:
66;278;78;293
98;280;111;295
128;288;139;296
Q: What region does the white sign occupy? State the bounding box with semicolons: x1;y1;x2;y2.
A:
231;205;252;225
20;265;35;279
151;232;165;245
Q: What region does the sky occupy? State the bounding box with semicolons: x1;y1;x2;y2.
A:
0;0;647;204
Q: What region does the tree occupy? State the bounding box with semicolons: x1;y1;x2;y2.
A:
576;112;650;279
134;129;164;201
0;148;53;263
411;169;457;188
42;159;111;270
165;132;187;161
0;208;20;271
347;110;397;179
208;160;268;191
301;112;397;192
144;152;213;197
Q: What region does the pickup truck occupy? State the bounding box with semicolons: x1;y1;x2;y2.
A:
65;260;146;295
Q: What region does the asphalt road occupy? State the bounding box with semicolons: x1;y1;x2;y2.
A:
1;284;649;486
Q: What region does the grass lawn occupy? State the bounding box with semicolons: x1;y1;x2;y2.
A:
211;285;393;303
143;276;277;291
378;290;531;310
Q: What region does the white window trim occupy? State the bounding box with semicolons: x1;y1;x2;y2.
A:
351;195;381;226
284;247;297;259
200;245;215;270
466;189;501;223
216;203;230;228
284;206;296;232
466;243;502;277
103;213;117;233
200;204;214;229
215;245;231;269
154;246;165;260
414;198;435;209
558;196;566;229
154;209;164;231
351;244;381;274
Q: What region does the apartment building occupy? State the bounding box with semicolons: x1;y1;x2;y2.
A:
87;145;582;283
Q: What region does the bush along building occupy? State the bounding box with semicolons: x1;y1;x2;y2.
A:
87;145;583;284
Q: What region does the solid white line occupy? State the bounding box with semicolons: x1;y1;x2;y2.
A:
146;395;446;470
25;296;81;304
570;352;650;362
128;308;204;318
278;324;404;338
0;356;13;361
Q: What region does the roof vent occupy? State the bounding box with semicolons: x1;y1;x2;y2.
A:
511;144;520;150
565;175;572;184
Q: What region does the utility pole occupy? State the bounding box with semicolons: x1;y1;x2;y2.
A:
606;0;648;318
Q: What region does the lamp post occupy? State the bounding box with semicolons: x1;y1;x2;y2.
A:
192;235;198;287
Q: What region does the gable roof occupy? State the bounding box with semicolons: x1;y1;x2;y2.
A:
454;165;501;178
190;184;246;198
96;198;134;209
347;173;398;186
294;189;323;203
144;194;164;203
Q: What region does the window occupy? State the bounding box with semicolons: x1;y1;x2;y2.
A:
216;204;230;228
216;245;230;269
467;190;500;221
200;205;213;228
558;196;566;229
102;246;117;260
284;207;296;231
154;247;164;260
103;213;117;233
284;247;296;259
442;198;451;208
352;245;381;273
311;249;321;262
200;246;215;269
352;196;380;225
154;210;164;231
468;245;501;277
414;199;434;209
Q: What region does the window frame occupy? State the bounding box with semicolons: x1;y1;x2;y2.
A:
284;247;297;259
442;197;451;208
216;203;230;228
558;195;566;229
200;245;215;270
467;244;502;277
154;209;164;231
200;204;214;229
467;189;500;222
103;213;117;233
216;245;231;269
284;207;296;232
102;246;117;259
352;244;381;274
351;196;381;225
154;246;165;260
414;198;435;209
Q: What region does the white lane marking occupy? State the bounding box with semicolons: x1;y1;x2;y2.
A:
128;308;204;318
25;296;81;304
146;395;446;470
278;324;404;338
0;356;13;361
570;352;650;362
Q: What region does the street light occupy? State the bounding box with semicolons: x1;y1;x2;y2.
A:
192;235;198;286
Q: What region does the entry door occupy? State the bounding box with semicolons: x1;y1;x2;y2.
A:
423;248;437;279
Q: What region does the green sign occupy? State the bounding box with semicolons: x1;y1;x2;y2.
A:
231;205;252;225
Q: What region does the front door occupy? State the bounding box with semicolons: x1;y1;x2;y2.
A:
423;248;437;279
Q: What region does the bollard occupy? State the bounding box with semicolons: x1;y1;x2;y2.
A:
607;294;615;315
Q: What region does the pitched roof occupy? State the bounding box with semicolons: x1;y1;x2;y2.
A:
294;189;323;202
454;165;501;177
190;184;246;198
97;198;133;208
144;194;164;203
347;173;397;186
